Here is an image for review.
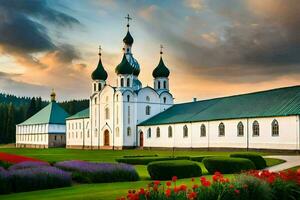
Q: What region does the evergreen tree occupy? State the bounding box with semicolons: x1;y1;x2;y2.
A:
26;97;36;118
6;103;15;143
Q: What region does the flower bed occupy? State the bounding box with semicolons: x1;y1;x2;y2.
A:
55;160;139;183
118;169;300;200
8;161;50;170
0;152;43;163
0;166;72;194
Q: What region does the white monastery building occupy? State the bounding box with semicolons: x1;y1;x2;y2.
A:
16;18;300;151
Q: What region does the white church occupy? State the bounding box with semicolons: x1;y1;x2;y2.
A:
16;18;300;151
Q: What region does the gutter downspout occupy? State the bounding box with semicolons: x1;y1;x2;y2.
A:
247;118;249;151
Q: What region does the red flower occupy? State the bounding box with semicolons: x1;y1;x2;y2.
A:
234;189;240;195
229;184;234;189
192;184;199;189
172;176;178;182
0;152;44;164
191;177;195;182
180;184;187;191
174;186;180;193
166;181;172;187
165;188;172;197
153;180;160;185
188;191;197;199
139;188;145;195
201;180;211;187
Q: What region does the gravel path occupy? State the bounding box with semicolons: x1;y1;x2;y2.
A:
264;155;300;172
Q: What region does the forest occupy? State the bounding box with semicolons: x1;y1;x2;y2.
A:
0;93;88;144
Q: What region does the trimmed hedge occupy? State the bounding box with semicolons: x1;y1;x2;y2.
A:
203;157;256;174
147;160;202;180
190;156;210;162
230;153;266;169
116;156;191;165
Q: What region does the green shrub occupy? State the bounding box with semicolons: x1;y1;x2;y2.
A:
203;156;255;174
230;153;266;169
147;160;202;180
190;156;210;162
117;156;190;165
0;161;12;169
271;178;300;200
123;154;158;158
0;170;12;194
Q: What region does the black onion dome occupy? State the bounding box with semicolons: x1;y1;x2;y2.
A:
91;57;108;80
115;54;133;75
133;67;140;76
123;31;134;45
152;57;170;78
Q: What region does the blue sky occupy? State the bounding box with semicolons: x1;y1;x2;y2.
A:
0;0;299;102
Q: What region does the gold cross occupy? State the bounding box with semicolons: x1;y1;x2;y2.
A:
125;14;132;29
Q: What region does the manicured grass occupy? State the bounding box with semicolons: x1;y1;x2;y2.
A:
265;157;286;167
285;165;300;171
0;174;235;200
0;148;267;163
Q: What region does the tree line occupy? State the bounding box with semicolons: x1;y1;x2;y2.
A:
0;93;88;144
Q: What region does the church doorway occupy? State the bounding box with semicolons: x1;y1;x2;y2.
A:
104;130;109;146
139;132;144;147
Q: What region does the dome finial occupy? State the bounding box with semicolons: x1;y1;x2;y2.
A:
160;44;164;57
125;14;132;31
50;88;56;102
98;45;102;57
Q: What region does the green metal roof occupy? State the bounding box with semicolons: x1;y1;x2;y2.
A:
91;57;108;81
67;108;89;120
115;54;134;75
19;102;69;125
152;57;170;78
139;85;300;126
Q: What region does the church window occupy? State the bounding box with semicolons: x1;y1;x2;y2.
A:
127;78;130;87
94;97;97;104
54;136;57;141
146;105;151;115
87;130;90;138
253;121;260;136
116;106;119;124
105;107;110;119
146;96;150;101
116;95;119;101
127;95;130;102
219;123;225;136
163;97;167;104
94;83;96;91
272;119;279;136
163;81;167;89
116;127;119;137
183;125;188;137
168;126;172;138
201;124;206;137
237;122;244;136
158;81;161;89
156;127;160;138
147;128;151;138
98;83;102;91
128;106;130;124
121;78;124;87
127;127;131;136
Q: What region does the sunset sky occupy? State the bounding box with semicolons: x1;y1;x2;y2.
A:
0;0;299;103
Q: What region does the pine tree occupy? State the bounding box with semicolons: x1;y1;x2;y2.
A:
6;103;15;143
26;97;36;118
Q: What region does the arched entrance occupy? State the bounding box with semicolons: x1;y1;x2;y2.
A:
139;132;144;147
104;130;109;146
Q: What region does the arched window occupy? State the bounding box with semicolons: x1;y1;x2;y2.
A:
163;97;167;104
158;81;161;89
105;107;110;119
128;106;130;124
237;122;244;136
94;97;97;104
98;83;102;91
156;127;160;138
219;122;225;136
272;119;279;136
146;105;151;115
94;83;96;91
127;127;131;136
127;78;130;87
253;121;259;136
127;95;130;102
120;78;124;87
163;81;167;89
200;124;206;137
147;128;151;138
183;125;188;137
168;126;172;138
146;96;150;101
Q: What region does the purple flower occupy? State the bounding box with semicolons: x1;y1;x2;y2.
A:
0;167;6;172
54;161;139;183
8;161;49;171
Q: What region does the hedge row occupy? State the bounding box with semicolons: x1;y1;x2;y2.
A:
230;153;266;169
123;155;158;158
147;160;202;180
203;157;256;174
116;156;209;165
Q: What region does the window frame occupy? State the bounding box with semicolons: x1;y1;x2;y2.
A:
183;125;188;138
218;122;225;137
252;120;260;136
237;121;244;137
200;124;206;137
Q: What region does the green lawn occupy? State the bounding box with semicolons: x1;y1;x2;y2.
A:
0;148;278;200
265;157;286;167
